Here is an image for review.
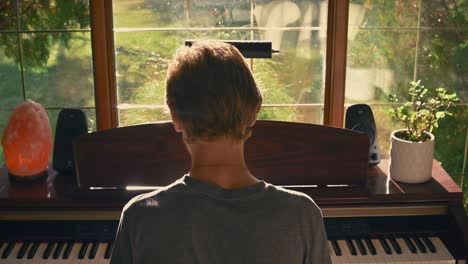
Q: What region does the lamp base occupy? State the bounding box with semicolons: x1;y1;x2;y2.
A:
8;170;48;183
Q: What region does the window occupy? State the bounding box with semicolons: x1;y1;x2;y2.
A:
112;0;329;126
345;0;467;198
0;0;96;162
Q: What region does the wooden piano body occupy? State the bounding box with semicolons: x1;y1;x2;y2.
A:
0;120;467;263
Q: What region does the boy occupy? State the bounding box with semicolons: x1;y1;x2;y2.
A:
111;41;331;264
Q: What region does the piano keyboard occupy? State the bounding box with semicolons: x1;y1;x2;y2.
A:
0;216;462;264
0;237;455;263
328;236;455;263
0;241;113;263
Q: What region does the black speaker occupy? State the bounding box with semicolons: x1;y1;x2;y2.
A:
345;104;380;167
53;109;88;174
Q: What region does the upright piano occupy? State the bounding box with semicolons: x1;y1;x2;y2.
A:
0;121;467;263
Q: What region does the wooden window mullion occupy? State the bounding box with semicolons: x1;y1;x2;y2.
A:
323;0;349;127
90;0;118;130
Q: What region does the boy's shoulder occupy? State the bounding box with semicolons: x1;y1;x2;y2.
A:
264;183;322;213
121;178;322;219
121;178;188;216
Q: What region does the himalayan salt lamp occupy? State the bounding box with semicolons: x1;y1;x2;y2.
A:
1;99;52;181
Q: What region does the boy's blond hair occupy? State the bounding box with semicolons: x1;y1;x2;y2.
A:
166;41;262;142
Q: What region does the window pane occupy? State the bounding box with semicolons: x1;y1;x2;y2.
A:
114;0;328;126
433;105;468;178
254;0;325;28
119;109;171;127
18;0;90;30
254;29;324;104
113;0;251;28
417;30;468;103
0;110;13;166
348;0;419;28
421;0;467;28
0;1;18;31
22;32;95;108
0;33;23;108
346;29;416;103
258;106;322;124
115;30;251;106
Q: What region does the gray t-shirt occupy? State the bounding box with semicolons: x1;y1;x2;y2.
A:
110;176;331;264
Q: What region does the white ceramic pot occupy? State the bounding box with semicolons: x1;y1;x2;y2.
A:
389;129;435;183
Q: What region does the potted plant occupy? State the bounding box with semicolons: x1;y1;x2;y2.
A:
388;80;459;183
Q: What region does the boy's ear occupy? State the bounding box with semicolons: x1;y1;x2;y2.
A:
249;104;261;126
173;119;184;132
169;107;184;132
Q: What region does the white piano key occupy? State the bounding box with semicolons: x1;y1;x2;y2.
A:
429;237;456;264
31;243;49;264
339;240;361;263
381;238;401;264
357;239;379;264
333;240;349;264
6;242;23;264
413;236;435;264
86;243;98;264
347;240;369;264
88;243;106;264
70;242;86;264
60;242;74;262
328;240;341;264
103;242;112;264
386;238;409;264
397;237;417;264
372;238;392;263
47;242;66;264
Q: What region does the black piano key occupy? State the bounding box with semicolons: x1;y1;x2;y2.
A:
422;236;437;253
388;237;402;254
27;242;40;259
330;240;342;256
345;239;357;256
79;242;89;259
403;236;417;253
379;237;392;255
63;242;74;259
88;242;98;259
354;239;367;255
53;241;64;259
413;236;427;253
17;241;31;259
2;242;15;259
42;242;55;259
364;238;377;255
104;241;114;259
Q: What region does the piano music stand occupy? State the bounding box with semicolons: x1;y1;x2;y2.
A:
72;120;370;190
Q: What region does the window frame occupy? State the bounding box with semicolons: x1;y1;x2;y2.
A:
90;0;350;130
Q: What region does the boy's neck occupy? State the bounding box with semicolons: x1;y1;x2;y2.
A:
186;137;259;189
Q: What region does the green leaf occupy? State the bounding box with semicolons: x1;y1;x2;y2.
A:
436;111;445;119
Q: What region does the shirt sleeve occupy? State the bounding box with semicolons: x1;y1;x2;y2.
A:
308;216;332;264
302;198;332;264
110;210;133;264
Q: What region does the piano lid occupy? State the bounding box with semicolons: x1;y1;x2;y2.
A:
73;120;370;189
